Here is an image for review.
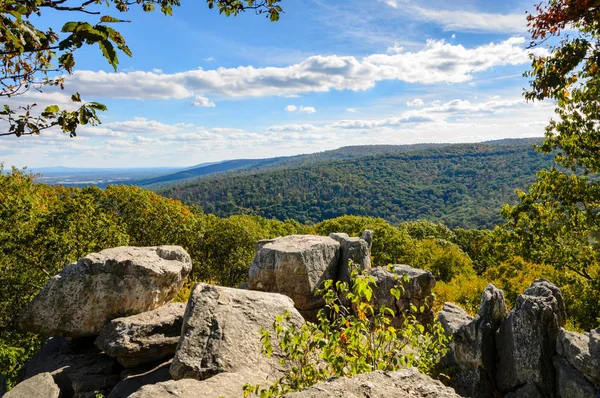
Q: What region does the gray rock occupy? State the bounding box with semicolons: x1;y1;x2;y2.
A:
496;279;566;396
170;283;305;381
18;246;192;337
284;368;460;397
129;369;267;398
504;382;544;398
24;336;121;397
328;233;371;286
4;373;60;398
362;229;373;251
108;361;172;398
438;285;506;397
556;328;600;388
553;356;599;398
248;235;340;312
95;302;186;368
367;265;436;326
438;303;472;334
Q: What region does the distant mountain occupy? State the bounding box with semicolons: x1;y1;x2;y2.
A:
158;139;552;229
136;143;457;188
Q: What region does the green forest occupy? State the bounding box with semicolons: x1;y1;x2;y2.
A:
160;142;556;229
2;163;598;389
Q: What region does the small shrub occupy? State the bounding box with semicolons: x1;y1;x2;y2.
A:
243;266;450;397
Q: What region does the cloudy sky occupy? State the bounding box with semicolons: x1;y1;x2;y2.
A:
1;0;556;168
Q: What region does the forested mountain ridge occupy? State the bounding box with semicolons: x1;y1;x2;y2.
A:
159;140;555;229
138;139;542;188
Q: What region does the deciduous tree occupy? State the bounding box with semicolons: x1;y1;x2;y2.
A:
0;0;282;138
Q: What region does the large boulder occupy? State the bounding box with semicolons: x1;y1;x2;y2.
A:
329;233;371;285
23;336;121;397
170;283;305;381
438;284;506;397
553;356;599;398
556;327;600;389
367;265;436;325
248;235;340;314
4;373;60;398
108;361;172;398
95;302;186;368
284;368;460;397
129;369;267;398
18;246;192;337
495;279;566;396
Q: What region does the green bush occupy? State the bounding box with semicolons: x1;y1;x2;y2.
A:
244;266;450;397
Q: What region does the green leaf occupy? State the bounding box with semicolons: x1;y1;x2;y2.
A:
100;16;126;23
98;40;118;71
71;93;81;103
61;22;79;33
44;105;59;113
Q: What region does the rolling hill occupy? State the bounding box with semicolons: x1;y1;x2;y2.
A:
158;139;554;229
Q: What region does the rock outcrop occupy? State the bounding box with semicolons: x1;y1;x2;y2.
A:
18;246;192;337
95;302;186;368
23;336;121;397
170;283;305;381
108;361;172;398
3;373;61;398
284;368;461;397
248;235;340;316
496;279;566;396
130;369;268;398
368;264;436;325
438;284;506;397
556;327;600;389
328;232;371;285
553;356;598;398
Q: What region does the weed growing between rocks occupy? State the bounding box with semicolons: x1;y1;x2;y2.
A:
243;265;450;397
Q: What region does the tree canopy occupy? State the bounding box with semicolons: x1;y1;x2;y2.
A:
0;0;282;138
503;0;600;327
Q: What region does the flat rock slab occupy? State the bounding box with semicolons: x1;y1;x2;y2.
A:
248;235;340;311
170;283;304;381
129;369;268;398
96;302;186;368
284;369;460;397
18;246;192;337
24;336;121;397
4;373;60;398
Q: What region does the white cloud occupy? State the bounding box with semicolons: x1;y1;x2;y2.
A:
204;57;215;62
347;108;357;113
299;106;316;114
414;7;527;33
192;95;216;107
331;115;434;129
0;95;554;168
152;68;163;74
62;38;545;100
285;105;316;114
407;98;424;107
266;124;319;132
387;43;404;54
103;117;185;134
379;1;527;33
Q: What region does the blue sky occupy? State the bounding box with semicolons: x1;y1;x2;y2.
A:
0;0;556;168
